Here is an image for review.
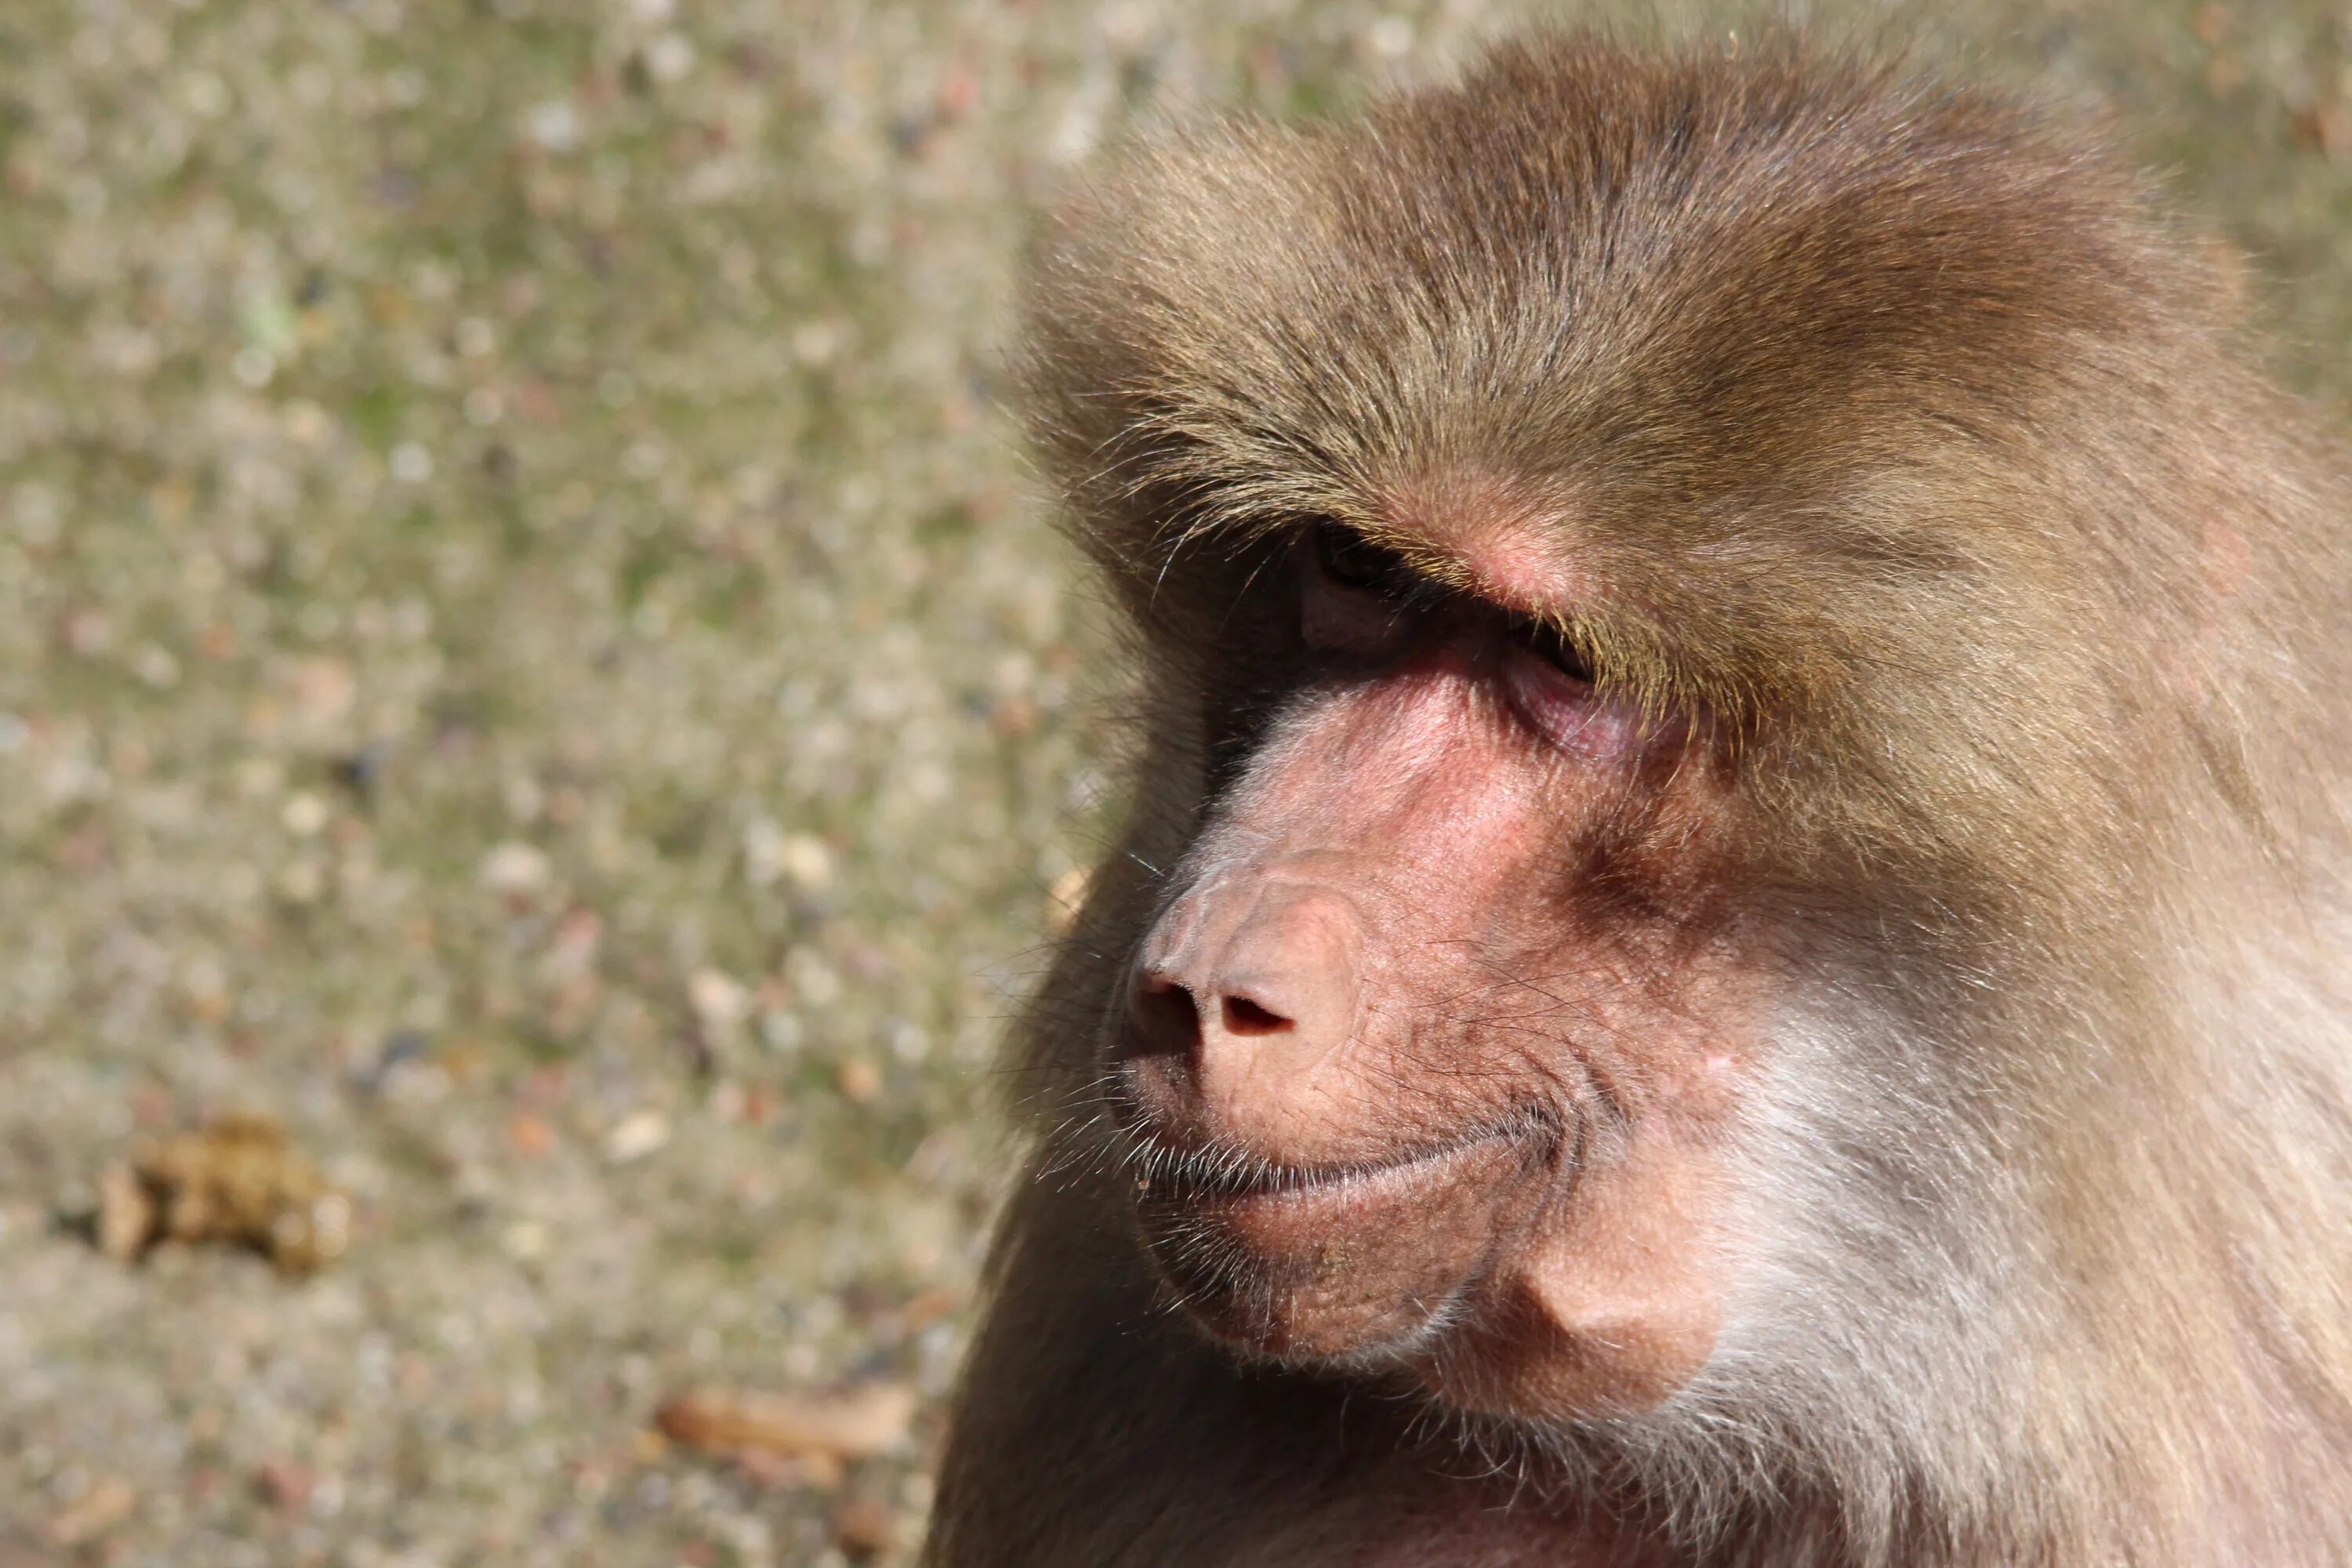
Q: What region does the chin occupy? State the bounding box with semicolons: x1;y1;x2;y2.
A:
1129;1125;1549;1367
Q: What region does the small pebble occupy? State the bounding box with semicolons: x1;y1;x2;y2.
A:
604;1109;672;1163
480;841;551;895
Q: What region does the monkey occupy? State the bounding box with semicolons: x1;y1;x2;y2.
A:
924;30;2352;1568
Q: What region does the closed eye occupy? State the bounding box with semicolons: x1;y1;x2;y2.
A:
1310;518;1421;601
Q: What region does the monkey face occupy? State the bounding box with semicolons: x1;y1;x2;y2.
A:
1109;520;1766;1421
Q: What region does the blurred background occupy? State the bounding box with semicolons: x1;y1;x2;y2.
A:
3;1;2350;1563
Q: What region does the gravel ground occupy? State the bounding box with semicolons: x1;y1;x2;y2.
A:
4;2;2351;1564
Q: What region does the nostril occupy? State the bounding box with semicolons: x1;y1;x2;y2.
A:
1125;978;1202;1059
1221;995;1293;1036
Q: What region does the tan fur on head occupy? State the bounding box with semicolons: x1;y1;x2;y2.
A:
932;28;2352;1568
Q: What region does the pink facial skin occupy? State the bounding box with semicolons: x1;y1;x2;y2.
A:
1113;520;1762;1419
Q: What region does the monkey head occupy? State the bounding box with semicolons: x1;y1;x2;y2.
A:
1022;37;2288;1443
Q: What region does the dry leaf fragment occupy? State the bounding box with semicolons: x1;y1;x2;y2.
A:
655;1382;916;1464
94;1115;349;1274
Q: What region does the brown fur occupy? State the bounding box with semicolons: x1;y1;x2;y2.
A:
927;31;2352;1568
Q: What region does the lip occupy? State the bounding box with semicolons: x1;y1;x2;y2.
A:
1130;1125;1542;1271
1138;1127;1519;1207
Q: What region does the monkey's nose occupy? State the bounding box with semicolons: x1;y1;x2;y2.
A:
1119;883;1365;1125
1125;975;1298;1060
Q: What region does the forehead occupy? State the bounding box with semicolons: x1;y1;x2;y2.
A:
1086;45;2157;517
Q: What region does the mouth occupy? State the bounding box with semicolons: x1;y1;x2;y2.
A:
1120;1116;1556;1361
1130;1125;1524;1208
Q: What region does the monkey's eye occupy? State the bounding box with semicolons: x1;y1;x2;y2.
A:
1515;619;1596;685
1300;519;1421;655
1309;520;1416;598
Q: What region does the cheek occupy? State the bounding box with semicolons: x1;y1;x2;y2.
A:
1400;943;1765;1419
1426;1127;1733;1418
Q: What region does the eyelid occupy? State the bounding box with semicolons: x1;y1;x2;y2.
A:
1509;614;1597;684
1310;520;1414;594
